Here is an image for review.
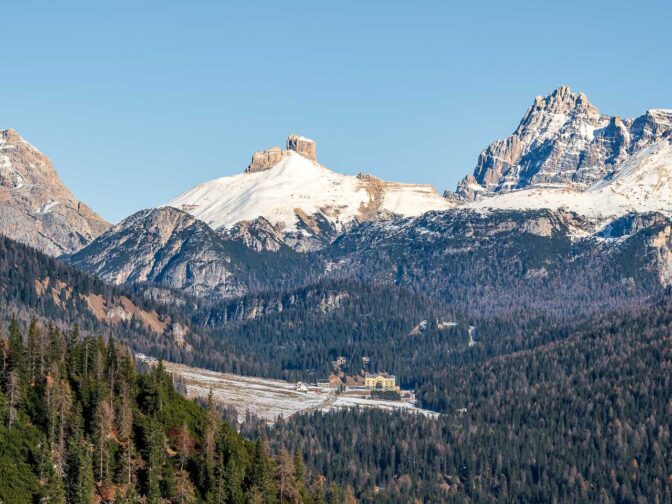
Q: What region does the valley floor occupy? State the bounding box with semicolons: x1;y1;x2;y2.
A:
136;354;438;423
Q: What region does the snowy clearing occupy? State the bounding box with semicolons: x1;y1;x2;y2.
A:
136;354;438;423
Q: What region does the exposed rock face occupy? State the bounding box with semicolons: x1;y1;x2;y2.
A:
65;207;319;299
246;146;284;173
219;216;287;252
0;128;109;255
287;134;317;161
65;207;249;298
649;224;672;287
597;212;671;239
245;134;317;173
451;86;672;201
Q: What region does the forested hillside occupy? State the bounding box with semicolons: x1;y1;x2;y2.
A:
254;294;672;503
326;209;667;317
0;234;208;369
0;317;347;503
181;280;459;382
0;235;191;348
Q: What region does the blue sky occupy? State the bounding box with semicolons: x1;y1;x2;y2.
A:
2;0;671;222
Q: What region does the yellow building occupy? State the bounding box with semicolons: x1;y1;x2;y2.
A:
365;373;398;391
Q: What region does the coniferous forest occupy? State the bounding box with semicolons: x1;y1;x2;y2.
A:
0;317;347;504
251;294;672;503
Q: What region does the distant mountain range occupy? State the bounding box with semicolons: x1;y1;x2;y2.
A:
1;85;672;309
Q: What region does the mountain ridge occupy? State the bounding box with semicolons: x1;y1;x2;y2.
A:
451;85;672;201
0;128;109;255
166;134;454;251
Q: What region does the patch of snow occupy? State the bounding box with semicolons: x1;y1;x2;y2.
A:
330;396;439;418
34;201;61;215
468;140;672;219
164;151;453;232
294;135;314;143
136;354;439;423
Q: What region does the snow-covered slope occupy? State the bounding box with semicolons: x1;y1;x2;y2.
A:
469;138;672;219
166;135;453;250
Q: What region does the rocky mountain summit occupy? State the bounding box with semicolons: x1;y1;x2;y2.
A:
66;207;252;298
0;128;109;255
286;133;317;161
246;134;317;173
168;134;453;251
65;206;319;298
451;86;672;202
467;138;672;218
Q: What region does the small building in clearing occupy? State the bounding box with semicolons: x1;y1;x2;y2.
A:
364;373;398;391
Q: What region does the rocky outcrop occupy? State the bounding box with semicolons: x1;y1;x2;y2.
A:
287;134;317;161
0;128;109;255
246;146;284;173
219;216;287;252
245;134;317;174
451;86;672;201
597;212;671;239
65;207;250;298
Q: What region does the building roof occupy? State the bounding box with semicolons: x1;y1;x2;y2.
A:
365;372;395;379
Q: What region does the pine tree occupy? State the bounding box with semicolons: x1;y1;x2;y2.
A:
175;423;192;504
278;448;301;504
94;397;113;483
67;435;94;504
204;389;217;467
146;417;165;504
250;438;272;498
343;486;357;504
328;482;341;504
223;458;244;504
117;378;134;487
293;450;304;486
7;317;25;377
27;317;38;384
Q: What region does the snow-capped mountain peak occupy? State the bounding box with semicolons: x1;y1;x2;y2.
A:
447;86;672;220
468;137;672;218
166;135;454;250
451;86;672;203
